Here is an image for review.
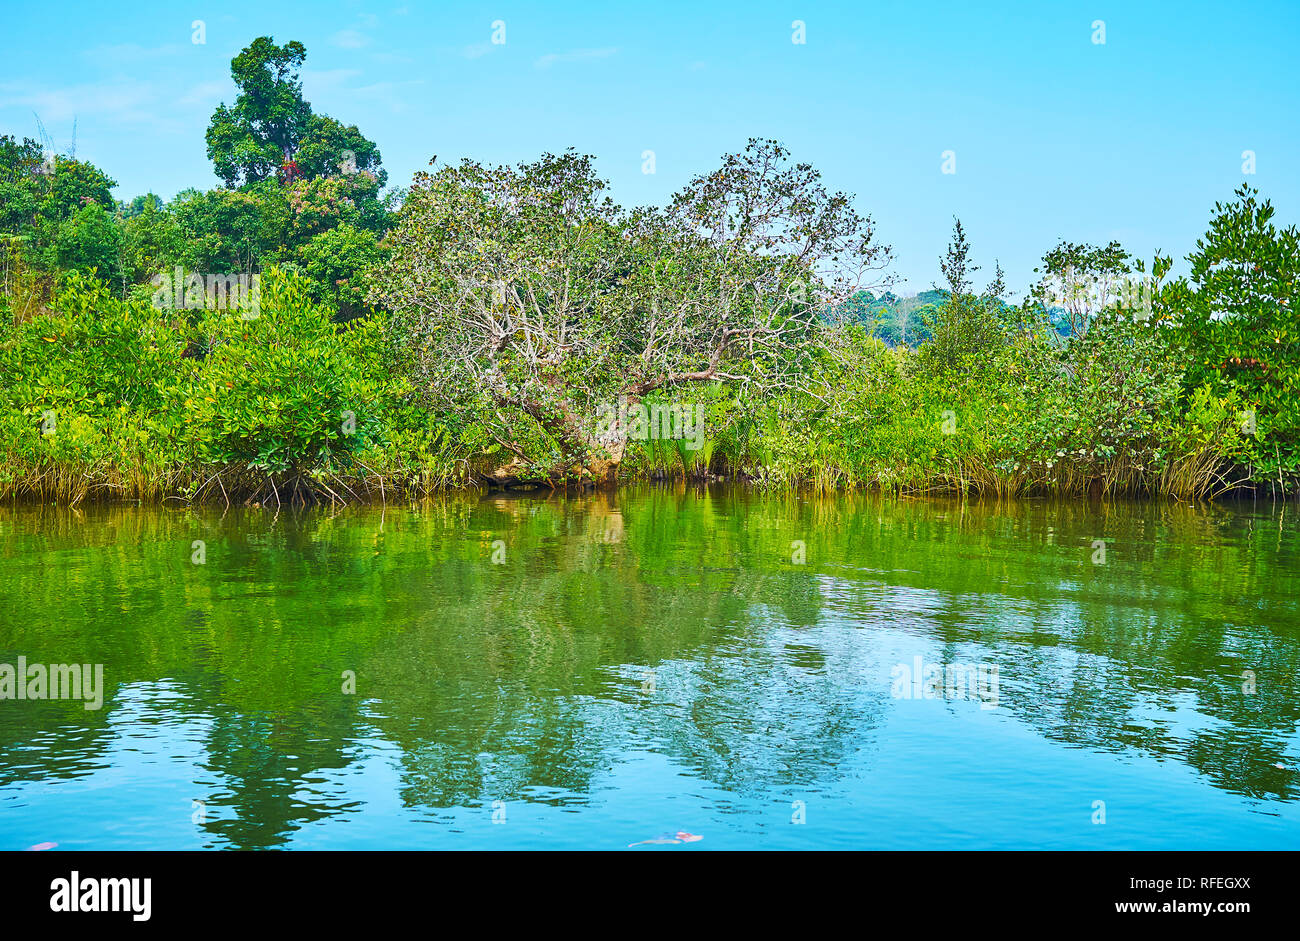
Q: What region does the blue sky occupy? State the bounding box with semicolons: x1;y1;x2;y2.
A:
2;0;1296;295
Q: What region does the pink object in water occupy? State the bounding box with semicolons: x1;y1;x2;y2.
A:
628;830;704;847
26;842;57;851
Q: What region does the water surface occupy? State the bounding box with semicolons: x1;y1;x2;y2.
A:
1;488;1297;849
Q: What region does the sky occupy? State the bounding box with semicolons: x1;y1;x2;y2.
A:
1;0;1297;296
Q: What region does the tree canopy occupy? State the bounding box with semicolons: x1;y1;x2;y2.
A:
206;37;385;188
370;139;892;478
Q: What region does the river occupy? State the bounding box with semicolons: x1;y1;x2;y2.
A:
1;487;1297;849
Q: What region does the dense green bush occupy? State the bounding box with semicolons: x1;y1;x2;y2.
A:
0;129;1294;503
616;297;1254;500
0;268;478;502
183;270;387;494
1179;186;1299;488
0;272;186;499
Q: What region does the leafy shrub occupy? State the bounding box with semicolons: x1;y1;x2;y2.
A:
183;268;387;494
1180;185;1300;487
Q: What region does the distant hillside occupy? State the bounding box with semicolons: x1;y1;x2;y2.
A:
842;290;1077;346
840;290;945;346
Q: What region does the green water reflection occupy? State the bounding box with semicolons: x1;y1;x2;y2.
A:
0;488;1297;849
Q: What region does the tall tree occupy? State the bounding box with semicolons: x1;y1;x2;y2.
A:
1028;239;1132;339
206;38;311;187
1182;185;1300;483
371;140;890;478
921;218;1006;367
205;38;384;189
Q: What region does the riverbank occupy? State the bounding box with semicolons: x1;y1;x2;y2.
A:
3;263;1295;507
0;459;1294;507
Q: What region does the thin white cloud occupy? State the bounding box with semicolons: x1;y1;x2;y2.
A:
299;71;423;114
302;68;365;94
0;79;198;137
345;80;425;115
351;79;425;96
0;79;157;125
177;81;229;107
82;43;185;66
534;47;619;69
332;29;372;49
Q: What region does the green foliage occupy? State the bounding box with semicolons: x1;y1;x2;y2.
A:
2;97;1298;503
295;114;387;185
40;158;116;223
0;272;186;499
283;172;389;243
185;269;385;482
0;139;121;287
839;290;937;346
295;222;385;318
50;203;122;283
372;139;889;479
0;268;476;502
919;219;1009;370
205;37;312;187
169;182;290;273
0;135;44;233
664;271;1250;499
205;37;384;190
1180;185;1300;485
0;36;396;323
1006;314;1190;481
120;194;184;286
1;37;385;331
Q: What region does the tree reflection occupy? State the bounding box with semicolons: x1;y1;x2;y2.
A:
0;490;1296;847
